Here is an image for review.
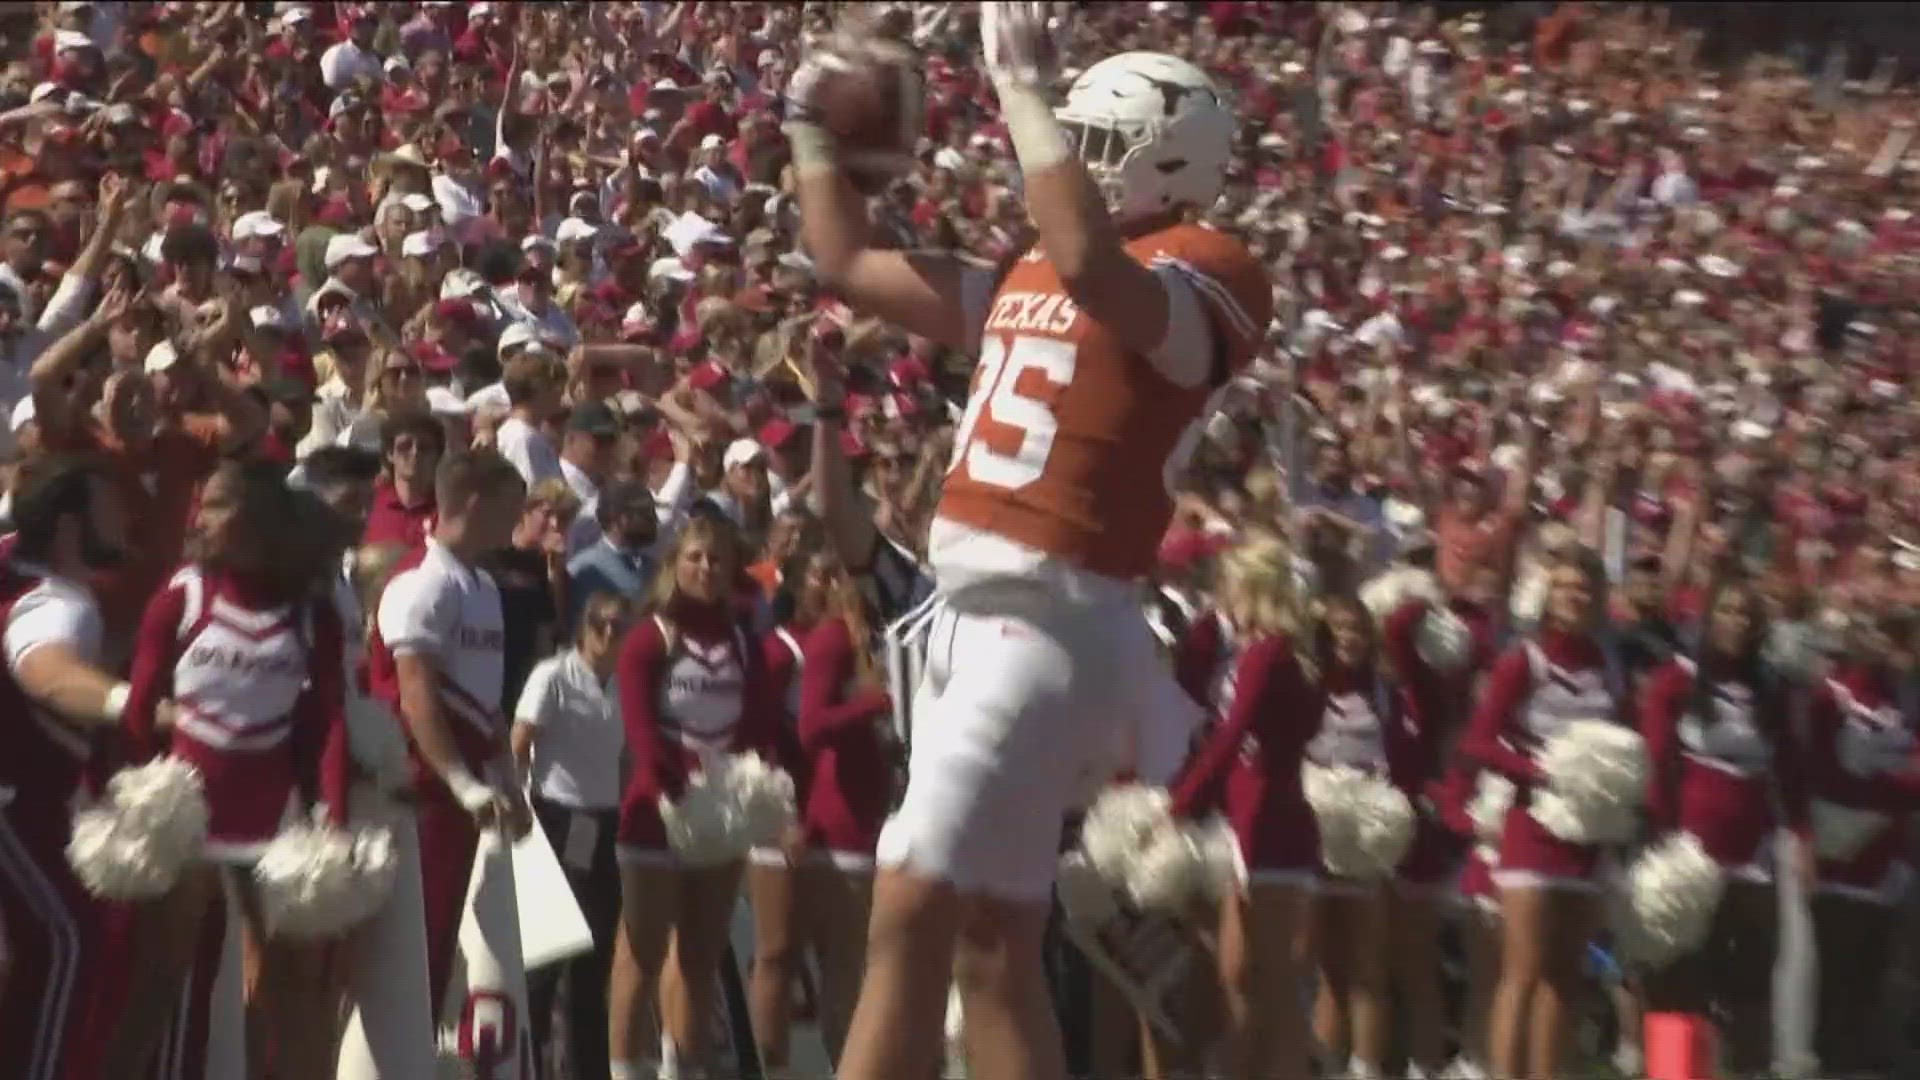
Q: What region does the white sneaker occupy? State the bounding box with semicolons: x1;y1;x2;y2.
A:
1438;1055;1487;1080
1612;1044;1644;1078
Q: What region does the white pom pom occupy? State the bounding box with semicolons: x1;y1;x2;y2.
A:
1303;764;1416;881
67;758;209;899
659;774;745;866
660;753;798;866
1810;800;1890;860
253;809;397;941
1360;567;1443;623
1185;813;1247;899
1612;833;1725;969
1126;814;1241;913
1530;720;1648;845
1055;851;1122;923
1069;785;1239;915
724;752;797;850
1078;784;1174;883
1468;774;1514;844
1415;606;1473;674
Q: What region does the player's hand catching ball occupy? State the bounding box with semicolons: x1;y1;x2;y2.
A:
981;1;1059;95
783;32;924;193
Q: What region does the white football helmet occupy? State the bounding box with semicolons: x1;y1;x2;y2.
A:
1054;52;1235;223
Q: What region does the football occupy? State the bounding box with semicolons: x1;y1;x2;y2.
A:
801;37;924;191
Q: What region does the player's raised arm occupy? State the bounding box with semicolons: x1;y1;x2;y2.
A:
784;38;994;353
982;3;1252;378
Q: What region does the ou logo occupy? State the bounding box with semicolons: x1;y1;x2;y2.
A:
457;991;535;1079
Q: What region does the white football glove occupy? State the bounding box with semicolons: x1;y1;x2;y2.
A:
980;1;1057;94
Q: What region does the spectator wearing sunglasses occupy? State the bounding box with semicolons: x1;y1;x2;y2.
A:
511;590;634;1080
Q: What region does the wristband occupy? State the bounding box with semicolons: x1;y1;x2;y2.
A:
783;121;840;174
103;682;130;724
442;768;494;815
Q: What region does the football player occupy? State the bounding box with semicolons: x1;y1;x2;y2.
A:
786;5;1272;1080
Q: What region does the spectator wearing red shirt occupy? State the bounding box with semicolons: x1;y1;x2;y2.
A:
666;75;738;161
362;410;444;548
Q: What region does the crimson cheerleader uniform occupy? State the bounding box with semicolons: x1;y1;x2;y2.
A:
0;559;109;1080
797;616;894;870
1380;600;1464;884
1806;664;1920;904
1640;655;1810;881
1462;628;1625;890
1426;768;1499;913
123;565;351;859
1169;616;1321;884
615;598;781;862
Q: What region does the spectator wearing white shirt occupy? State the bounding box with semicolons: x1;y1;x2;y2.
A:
463;323;560;415
494;353;567;488
506;258;581;350
692;134;742;203
558;400;620;510
510;590;632;1080
703;438;773;542
320;8;384;92
297;312;377;458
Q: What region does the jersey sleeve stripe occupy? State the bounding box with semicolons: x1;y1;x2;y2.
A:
1150;255;1260;344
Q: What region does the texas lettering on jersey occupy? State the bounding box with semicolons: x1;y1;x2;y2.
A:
939;222;1272;579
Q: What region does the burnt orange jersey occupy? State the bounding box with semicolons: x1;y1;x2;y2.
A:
937;222;1271;579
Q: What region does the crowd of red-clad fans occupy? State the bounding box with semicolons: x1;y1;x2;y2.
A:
3;2;1920;1079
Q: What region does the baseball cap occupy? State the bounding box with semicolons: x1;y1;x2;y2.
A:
409;340;458;373
758;417;802;450
699;133;725;151
249;306;287;331
567;401;620;438
324;233;379;269
232;210;286;243
497;321;548;357
723;439;766;471
555;217;600;245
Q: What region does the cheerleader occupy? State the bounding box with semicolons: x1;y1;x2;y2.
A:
1463;545;1623;1080
1376;580;1469;1080
793;548;893;1061
1303;593;1399;1078
615;514;779;1078
744;545;818;1074
1168;533;1320;1080
99;460;351;1080
1806;610;1920;1078
1637;576;1810;1073
1427;767;1503;1080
